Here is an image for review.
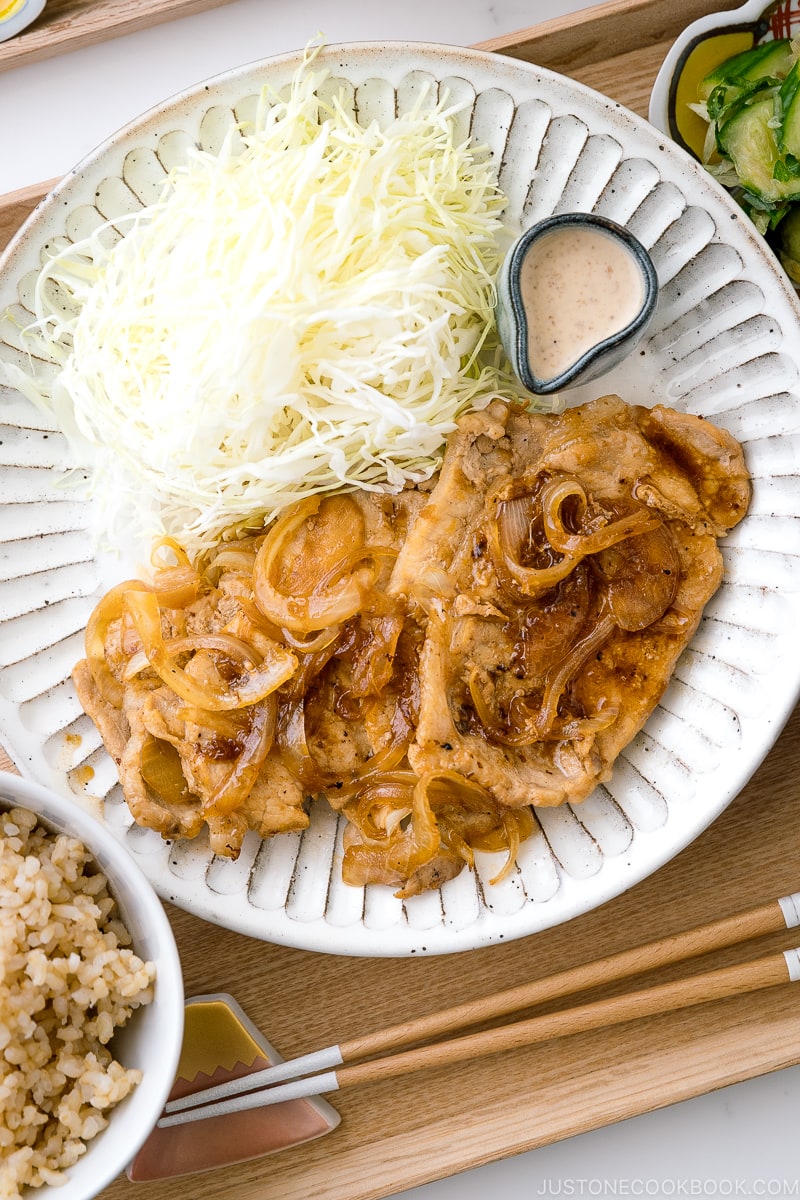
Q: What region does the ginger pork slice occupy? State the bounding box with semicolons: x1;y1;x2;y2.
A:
71;487;427;857
395;394;750;810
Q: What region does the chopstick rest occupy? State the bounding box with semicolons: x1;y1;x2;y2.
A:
158;892;800;1129
133;993;338;1176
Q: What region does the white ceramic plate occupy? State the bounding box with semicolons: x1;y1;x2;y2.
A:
3;42;800;957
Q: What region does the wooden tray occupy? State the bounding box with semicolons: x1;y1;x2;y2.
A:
3;1;800;1197
0;0;236;73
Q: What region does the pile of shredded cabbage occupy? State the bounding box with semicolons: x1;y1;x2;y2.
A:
6;49;534;556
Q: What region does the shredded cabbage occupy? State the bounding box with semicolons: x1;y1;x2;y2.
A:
6;48;537;556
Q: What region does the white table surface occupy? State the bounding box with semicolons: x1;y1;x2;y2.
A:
3;1;800;1196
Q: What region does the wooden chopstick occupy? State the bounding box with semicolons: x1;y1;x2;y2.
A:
158;941;800;1127
160;889;800;1126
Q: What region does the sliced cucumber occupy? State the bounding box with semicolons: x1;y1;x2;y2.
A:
717;92;800;203
779;59;800;156
699;38;794;102
706;75;771;125
695;35;800;281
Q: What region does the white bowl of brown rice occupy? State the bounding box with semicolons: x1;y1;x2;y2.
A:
0;771;184;1200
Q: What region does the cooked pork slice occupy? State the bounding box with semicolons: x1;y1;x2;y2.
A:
72;659;130;767
405;395;750;809
240;766;310;839
118;681;206;842
409;611;602;806
388;400;513;611
281;491;428;804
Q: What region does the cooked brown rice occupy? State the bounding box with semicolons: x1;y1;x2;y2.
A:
0;805;155;1198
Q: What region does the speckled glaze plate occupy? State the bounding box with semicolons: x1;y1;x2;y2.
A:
2;42;800;957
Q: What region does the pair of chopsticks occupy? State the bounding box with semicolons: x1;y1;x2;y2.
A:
158;889;800;1128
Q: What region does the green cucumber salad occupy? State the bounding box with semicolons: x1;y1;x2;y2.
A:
695;36;800;283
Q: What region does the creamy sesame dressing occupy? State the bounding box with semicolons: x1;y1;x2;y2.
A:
519;226;645;382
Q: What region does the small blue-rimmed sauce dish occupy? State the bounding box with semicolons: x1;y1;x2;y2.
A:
496;213;658;396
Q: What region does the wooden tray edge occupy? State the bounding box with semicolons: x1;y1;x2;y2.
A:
0;178;56;255
289;993;800;1200
474;0;735;67
0;0;236;73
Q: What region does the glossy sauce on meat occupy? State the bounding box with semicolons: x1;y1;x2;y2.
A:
72;394;750;893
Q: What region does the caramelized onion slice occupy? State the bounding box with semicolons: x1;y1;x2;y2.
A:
593;524;681;631
508;694;620;745
467;667;514;743
349;770;417;840
202;545;259;583
541;474;662;558
85;576;201;707
275;699;327;791
176;706;250;738
474;808;536;885
253;496;376;634
151;536;193;572
203;697;277;816
417;768;498;814
538;475;588;548
537;612;617;737
487;488;582;597
467;667;548;748
140;734;194;806
280;625;341;653
84;586;130;708
125;589;296;711
124;633;266;683
421;771;536;885
342;768;441;887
